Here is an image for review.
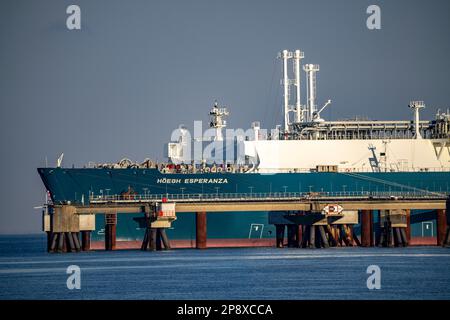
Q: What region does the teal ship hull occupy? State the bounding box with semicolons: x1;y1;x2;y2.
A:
37;168;450;242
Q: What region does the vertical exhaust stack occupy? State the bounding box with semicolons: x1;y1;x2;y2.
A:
409;101;425;139
293;50;305;123
281;50;292;132
303;64;320;122
279;49;304;132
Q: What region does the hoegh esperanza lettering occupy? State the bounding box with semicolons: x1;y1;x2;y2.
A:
157;178;229;184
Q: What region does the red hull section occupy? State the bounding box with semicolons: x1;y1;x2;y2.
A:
90;237;438;250
409;237;438;246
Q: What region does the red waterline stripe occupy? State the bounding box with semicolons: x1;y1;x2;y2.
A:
90;237;437;250
90;238;275;250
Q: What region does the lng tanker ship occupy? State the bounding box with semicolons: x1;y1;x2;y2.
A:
37;49;450;246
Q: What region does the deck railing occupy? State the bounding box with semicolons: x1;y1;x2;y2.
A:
88;190;448;204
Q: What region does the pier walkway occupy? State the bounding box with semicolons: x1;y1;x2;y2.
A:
42;191;450;252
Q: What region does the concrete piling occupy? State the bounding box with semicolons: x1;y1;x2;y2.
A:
444;227;450;247
318;225;329;248
334;226;342;246
444;197;450;247
301;225;310;248
345;225;354;246
142;228;171;251
400;228;408;246
405;209;411;243
81;231;91;251
381;220;393;247
378;210;410;247
361;210;373;247
49;232;58;252
74;233;81;251
63;233;69;252
46;232;53;252
159;229;171;249
314;227;321;248
57;232;64;253
352;228;361;246
155;230;171;250
436;209;447;246
149;228;157;251
270;205;448;250
375;211;381;246
325;225;338;247
393;227;402;247
141;228;148;250
339;225;351;246
67;232;75;252
140;208;172;251
275;224;285;248
336;226;343;246
47;232;81;253
156;229;162;250
105;213;117;251
296;225;303;247
392;227;399;247
196;211;207;249
287;225;298;248
309;226;316;248
141;228;165;251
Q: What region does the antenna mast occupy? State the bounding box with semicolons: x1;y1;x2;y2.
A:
409;101;425;139
209;100;229;141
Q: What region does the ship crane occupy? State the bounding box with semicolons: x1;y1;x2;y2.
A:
312;99;332;122
56;153;64;168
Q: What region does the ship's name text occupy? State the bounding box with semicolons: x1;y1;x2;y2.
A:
157;178;228;184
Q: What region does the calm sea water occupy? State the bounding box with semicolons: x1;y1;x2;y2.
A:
0;234;449;300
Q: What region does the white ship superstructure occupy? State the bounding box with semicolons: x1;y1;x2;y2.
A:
167;49;450;174
244;49;450;173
